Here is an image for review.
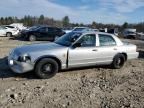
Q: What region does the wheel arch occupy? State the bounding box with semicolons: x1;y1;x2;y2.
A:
6;32;12;35
121;52;127;61
113;52;127;61
34;55;62;70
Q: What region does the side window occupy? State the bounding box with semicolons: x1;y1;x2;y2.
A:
6;26;14;28
39;27;46;32
99;34;116;46
48;27;55;32
78;34;96;47
55;28;62;32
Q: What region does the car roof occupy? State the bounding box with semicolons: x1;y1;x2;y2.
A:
74;27;89;29
71;31;114;36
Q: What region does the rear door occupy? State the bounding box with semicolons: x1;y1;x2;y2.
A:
47;27;56;41
95;34;118;64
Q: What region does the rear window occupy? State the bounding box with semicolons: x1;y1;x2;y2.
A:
5;26;15;28
99;34;116;46
48;27;55;32
55;28;62;32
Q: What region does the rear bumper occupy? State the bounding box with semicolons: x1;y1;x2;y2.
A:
127;52;139;60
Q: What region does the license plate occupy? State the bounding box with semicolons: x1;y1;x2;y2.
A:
9;60;14;65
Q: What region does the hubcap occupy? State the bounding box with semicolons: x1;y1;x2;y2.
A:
116;57;123;66
30;36;35;41
117;58;121;65
41;64;52;74
7;33;11;37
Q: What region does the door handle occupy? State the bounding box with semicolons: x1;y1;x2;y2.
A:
113;48;117;50
92;49;98;51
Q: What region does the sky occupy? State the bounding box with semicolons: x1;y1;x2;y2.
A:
0;0;144;24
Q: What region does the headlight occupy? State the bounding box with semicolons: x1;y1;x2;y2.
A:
18;54;31;62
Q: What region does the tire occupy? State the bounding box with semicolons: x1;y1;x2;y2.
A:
29;35;36;41
35;58;58;79
111;54;125;69
6;32;12;37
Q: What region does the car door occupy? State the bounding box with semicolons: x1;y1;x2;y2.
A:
47;27;58;41
36;27;48;40
95;34;118;64
68;34;99;68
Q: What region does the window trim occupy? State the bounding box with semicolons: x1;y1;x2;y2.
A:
98;34;117;47
73;33;96;48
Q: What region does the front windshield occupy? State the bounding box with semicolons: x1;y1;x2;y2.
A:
55;32;82;46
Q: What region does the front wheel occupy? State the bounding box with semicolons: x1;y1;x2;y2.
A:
111;54;125;69
6;32;12;37
35;58;58;79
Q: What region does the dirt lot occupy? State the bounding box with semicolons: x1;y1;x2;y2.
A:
0;37;144;108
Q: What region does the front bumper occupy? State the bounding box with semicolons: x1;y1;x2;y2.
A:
8;58;34;74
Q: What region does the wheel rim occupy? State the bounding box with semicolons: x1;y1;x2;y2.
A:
30;36;35;41
7;33;11;37
116;57;124;67
41;63;53;74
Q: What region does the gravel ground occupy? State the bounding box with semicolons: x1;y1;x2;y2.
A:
0;37;144;108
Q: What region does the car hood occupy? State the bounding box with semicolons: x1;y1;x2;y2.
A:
14;42;67;55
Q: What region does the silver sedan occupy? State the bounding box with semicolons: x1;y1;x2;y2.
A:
8;31;139;79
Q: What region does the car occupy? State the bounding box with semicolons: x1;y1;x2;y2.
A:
20;25;41;35
72;27;93;32
0;25;19;37
21;26;65;41
123;29;137;39
10;23;27;31
64;27;93;33
8;31;139;79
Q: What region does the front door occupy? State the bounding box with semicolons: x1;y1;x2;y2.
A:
68;34;98;68
36;27;48;40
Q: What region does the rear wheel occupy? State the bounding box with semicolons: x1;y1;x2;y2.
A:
112;54;125;69
6;32;12;37
29;35;36;41
35;58;58;79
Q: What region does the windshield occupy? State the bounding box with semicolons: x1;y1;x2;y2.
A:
55;32;82;46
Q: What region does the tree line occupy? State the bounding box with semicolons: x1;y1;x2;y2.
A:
0;15;144;32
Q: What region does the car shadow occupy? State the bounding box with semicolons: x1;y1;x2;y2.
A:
60;65;110;73
9;36;26;41
0;57;36;79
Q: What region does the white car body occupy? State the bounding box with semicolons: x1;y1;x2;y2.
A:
10;23;27;31
0;26;6;36
0;25;20;36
